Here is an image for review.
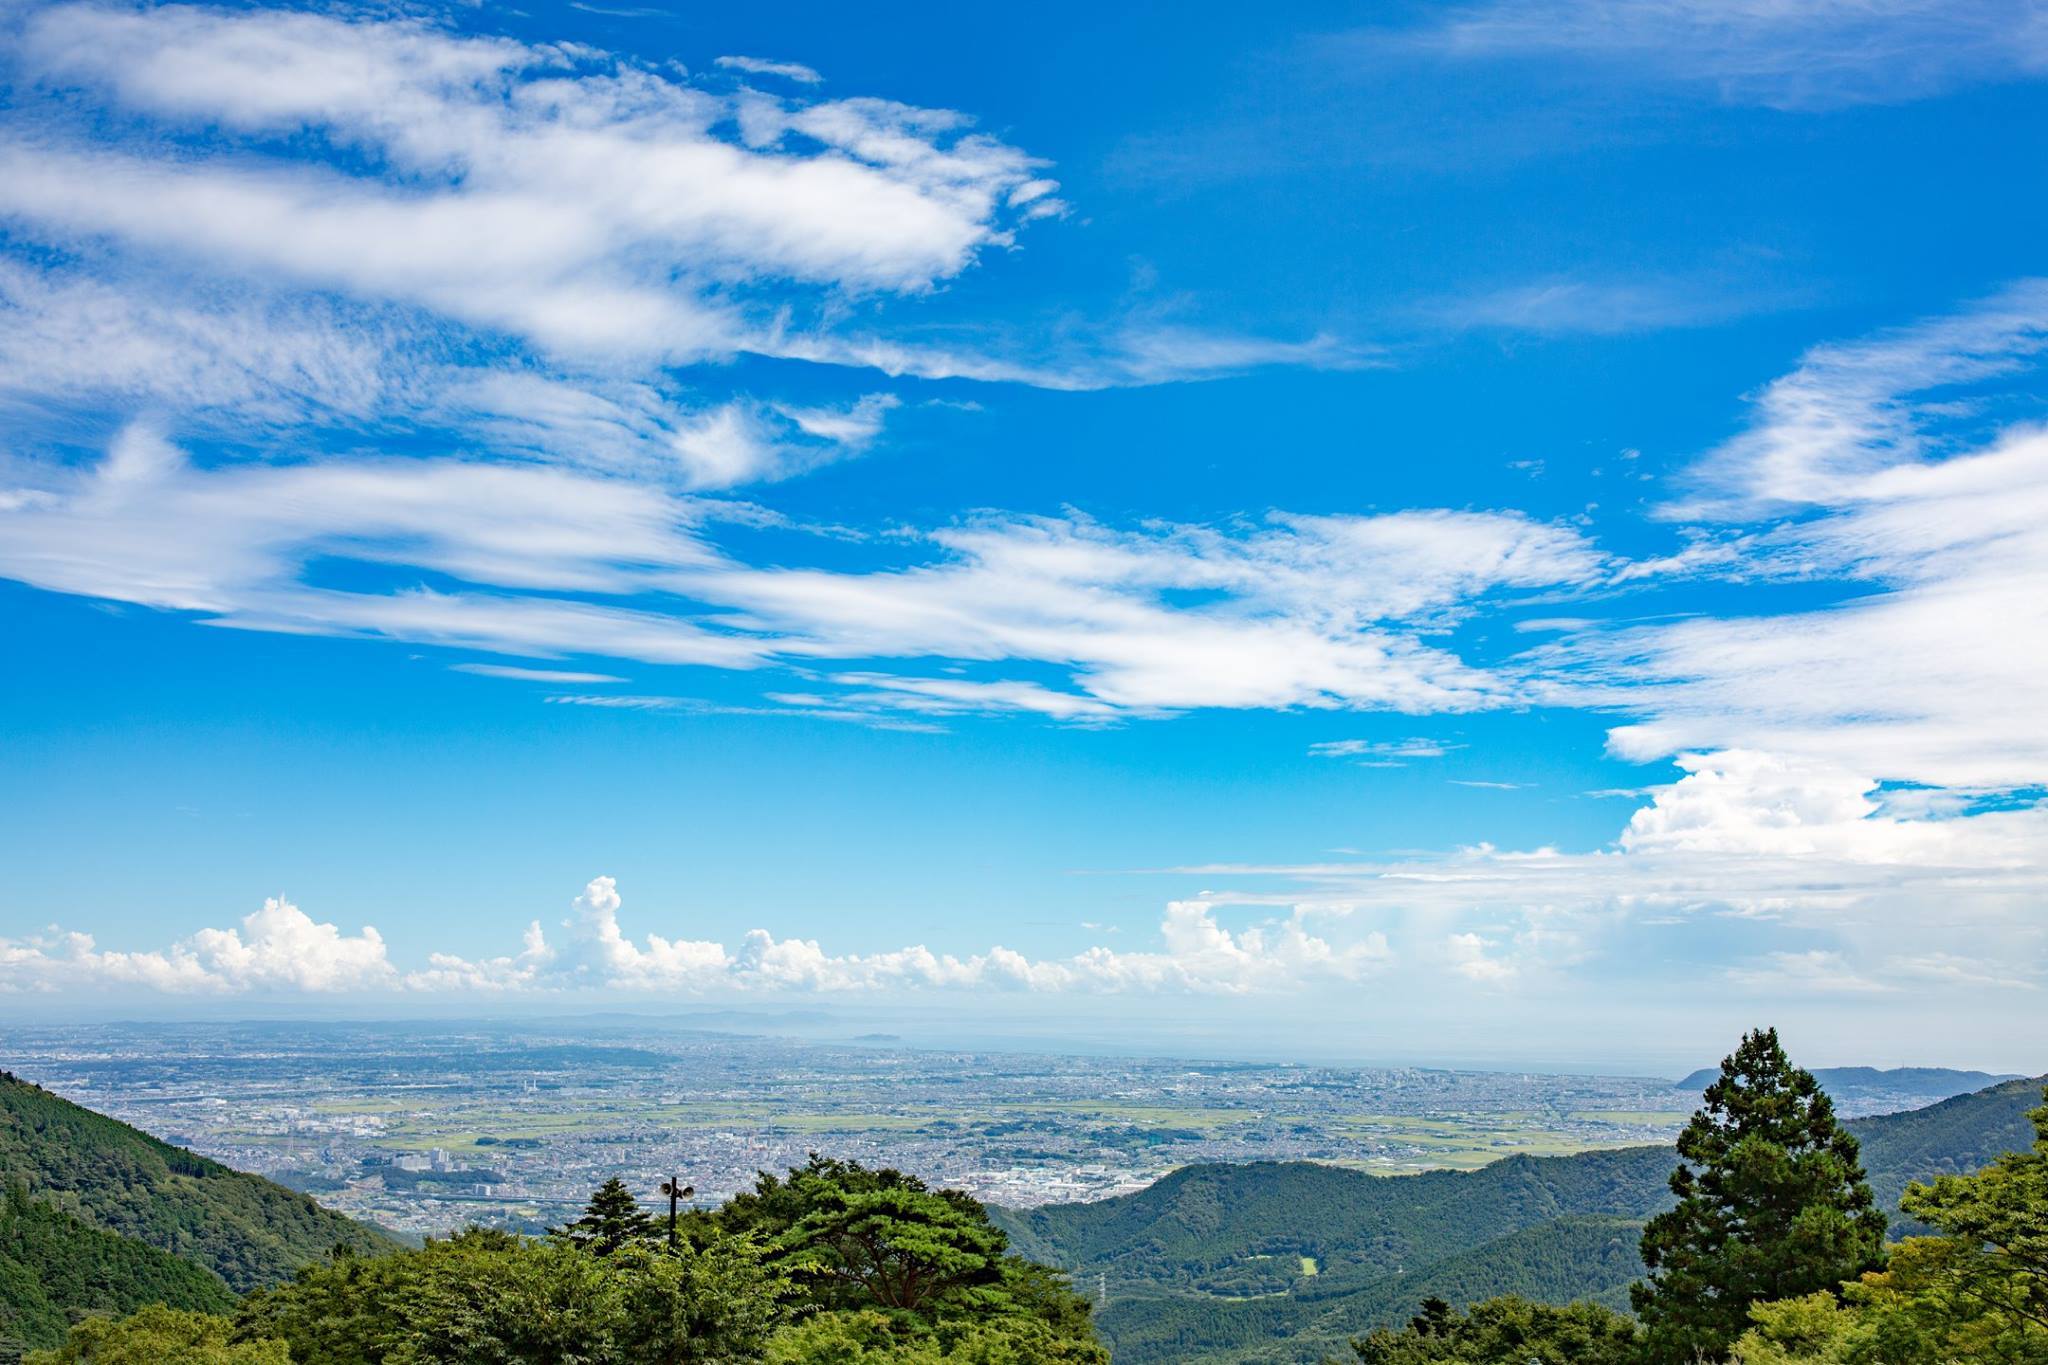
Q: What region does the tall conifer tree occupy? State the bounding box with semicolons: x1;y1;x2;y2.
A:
1633;1027;1888;1361
559;1177;656;1255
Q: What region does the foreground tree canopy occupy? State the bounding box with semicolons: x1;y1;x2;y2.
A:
24;1159;1106;1365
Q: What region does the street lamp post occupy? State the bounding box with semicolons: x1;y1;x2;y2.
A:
659;1176;694;1249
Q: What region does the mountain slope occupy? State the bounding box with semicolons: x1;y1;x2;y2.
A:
1000;1075;2046;1365
1093;1215;1647;1365
0;1071;402;1292
0;1192;237;1352
998;1146;1671;1298
1856;1075;2043;1198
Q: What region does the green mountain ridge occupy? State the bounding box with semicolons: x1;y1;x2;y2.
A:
1096;1215;1649;1365
0;1192;238;1352
995;1074;2047;1364
0;1071;402;1296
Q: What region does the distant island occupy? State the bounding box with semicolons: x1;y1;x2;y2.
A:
1672;1065;2021;1103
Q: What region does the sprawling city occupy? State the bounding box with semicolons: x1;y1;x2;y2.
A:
10;1018;1723;1235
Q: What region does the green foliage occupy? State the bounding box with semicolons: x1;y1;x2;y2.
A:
1897;1086;2048;1327
1349;1294;1639;1365
765;1310;1109;1363
718;1157;1099;1344
221;1162;1101;1364
23;1306;286;1365
1854;1076;2047;1225
238;1226;786;1365
1734;1088;2048;1364
557;1178;657;1256
1092;1215;1647;1365
1632;1028;1888;1362
0;1187;236;1350
1728;1292;1872;1364
995;1148;1678;1296
774;1184;1008;1314
0;1073;400;1292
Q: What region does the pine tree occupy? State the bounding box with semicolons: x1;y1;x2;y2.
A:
1632;1027;1889;1362
558;1177;655;1255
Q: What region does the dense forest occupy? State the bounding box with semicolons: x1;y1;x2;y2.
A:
0;1190;236;1349
0;1073;401;1292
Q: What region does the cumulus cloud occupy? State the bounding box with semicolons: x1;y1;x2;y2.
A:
1445;931;1517;982
0;897;397;994
1172;747;2048;997
3;877;1391;998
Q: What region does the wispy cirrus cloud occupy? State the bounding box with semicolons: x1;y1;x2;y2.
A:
1405;0;2048;109
0;0;1340;399
1535;284;2048;790
0;433;1612;716
714;54;823;85
1426;275;1786;336
1309;737;1459;766
3;4;1051;361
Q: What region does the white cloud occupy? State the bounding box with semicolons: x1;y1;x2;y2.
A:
1536;287;2048;791
1170;748;2048;999
1429;276;1770;335
1309;737;1458;764
1445;931;1517;982
4;877;1392;998
1727;950;1891;996
1680;278;2048;513
451;663;626;684
1884;952;2036;991
3;4;1056;362
783;325;1368;391
715;55;823;85
0;897;397;994
0;431;1609;716
0;259;404;424
1410;0;2048;109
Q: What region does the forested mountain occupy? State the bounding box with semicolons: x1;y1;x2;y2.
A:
997;1147;1671;1298
1095;1216;1648;1365
0;1191;238;1352
0;1072;401;1292
997;1074;2047;1365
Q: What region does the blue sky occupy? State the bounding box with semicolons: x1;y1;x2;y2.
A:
1;0;2045;1070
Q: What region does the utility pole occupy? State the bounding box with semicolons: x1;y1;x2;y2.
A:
659;1176;694;1250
